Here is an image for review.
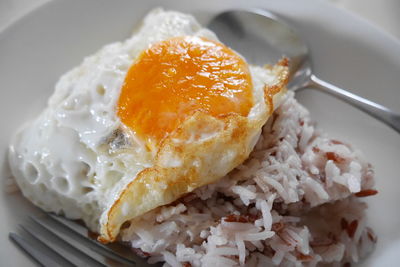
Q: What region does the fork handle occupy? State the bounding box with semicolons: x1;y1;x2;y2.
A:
309;74;400;134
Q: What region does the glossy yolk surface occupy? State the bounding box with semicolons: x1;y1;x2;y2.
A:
117;36;253;147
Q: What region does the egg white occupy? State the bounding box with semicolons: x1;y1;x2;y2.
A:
8;8;284;233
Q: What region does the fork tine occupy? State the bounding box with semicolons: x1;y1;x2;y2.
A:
9;232;74;267
32;214;139;266
48;214;157;266
21;222;105;267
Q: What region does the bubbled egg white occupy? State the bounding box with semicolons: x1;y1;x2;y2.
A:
8;8;288;238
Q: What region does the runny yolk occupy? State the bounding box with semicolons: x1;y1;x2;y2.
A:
117;36;253;148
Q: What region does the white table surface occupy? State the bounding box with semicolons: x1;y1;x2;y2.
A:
0;0;399;40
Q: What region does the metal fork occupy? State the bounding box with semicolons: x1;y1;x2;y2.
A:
9;212;156;267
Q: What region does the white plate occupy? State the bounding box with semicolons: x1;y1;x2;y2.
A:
1;0;399;266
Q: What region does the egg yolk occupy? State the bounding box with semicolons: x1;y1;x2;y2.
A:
117;36;253;147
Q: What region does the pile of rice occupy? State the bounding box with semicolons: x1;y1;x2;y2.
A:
121;92;377;267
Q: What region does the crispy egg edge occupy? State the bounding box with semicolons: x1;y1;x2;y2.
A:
99;59;289;243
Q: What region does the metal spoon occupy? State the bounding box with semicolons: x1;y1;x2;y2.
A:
208;9;400;134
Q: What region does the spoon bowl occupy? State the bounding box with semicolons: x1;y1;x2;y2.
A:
209;9;400;133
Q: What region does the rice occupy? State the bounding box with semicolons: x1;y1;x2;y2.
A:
121;92;376;266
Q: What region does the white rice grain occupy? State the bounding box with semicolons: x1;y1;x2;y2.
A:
122;93;376;267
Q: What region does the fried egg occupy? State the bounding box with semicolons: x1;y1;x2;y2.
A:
8;9;288;242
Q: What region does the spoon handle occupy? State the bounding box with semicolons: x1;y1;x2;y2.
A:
309;75;400;134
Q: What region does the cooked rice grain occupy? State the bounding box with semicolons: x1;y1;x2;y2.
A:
121;92;376;266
